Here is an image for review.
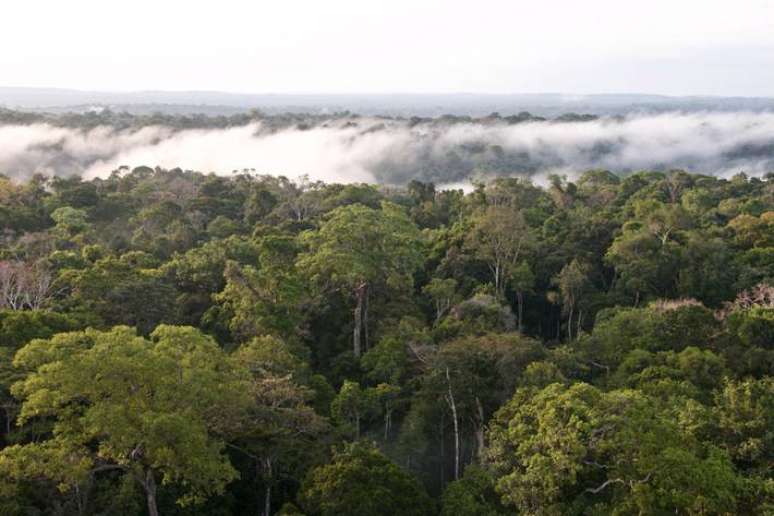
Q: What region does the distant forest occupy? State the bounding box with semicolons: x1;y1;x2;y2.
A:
0;105;586;130
0;168;772;515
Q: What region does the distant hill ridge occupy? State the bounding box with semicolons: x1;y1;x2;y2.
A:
3;87;774;117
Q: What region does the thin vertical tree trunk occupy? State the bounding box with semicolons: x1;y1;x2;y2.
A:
439;414;445;487
495;261;501;296
474;396;486;463
263;458;272;516
445;367;460;481
363;286;369;353
353;282;367;357
567;304;574;341
384;407;392;440
576;309;582;340
144;470;159;516
517;291;524;333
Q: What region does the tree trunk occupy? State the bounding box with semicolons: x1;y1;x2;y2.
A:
516;291;524;333
384;407;392;440
439;413;445;487
474;396;486;463
144;470;159;516
576;309;582;340
363;285;370;353
353;282;367;357
445;367;460;481
567;304;574;341
263;458;272;516
495;262;500;296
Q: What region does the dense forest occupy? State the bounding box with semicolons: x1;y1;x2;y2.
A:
0;166;772;515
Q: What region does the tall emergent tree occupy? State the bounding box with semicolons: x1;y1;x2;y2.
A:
297;202;424;357
486;383;739;515
465;205;533;299
0;326;251;516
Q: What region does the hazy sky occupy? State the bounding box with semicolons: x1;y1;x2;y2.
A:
3;0;774;96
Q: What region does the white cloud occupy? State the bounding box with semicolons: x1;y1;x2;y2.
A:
2;112;774;183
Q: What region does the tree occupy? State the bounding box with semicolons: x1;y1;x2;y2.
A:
216;234;304;342
298;202;424;357
486;383;739;515
230;338;327;516
580;301;719;374
298;442;434;516
0;326;251;516
464;205;532;299
0;310;79;443
331;380;375;439
440;465;507;516
0;261;53;311
422;277;458;324
509;261;534;333
713;377;773;472
606;219;683;304
634;199;691;246
62;255;177;333
552;259;590;340
50;206;89;236
413;334;545;482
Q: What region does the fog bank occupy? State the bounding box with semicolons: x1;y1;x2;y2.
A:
1;112;774;184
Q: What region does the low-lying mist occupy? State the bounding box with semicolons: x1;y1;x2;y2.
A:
2;111;774;185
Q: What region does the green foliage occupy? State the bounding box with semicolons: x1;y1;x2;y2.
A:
0;168;772;513
50;206;89;235
581;301;719;371
486;383;739;515
61;255;178;333
440;465;507;516
713;377;774;472
298;202;424;294
299;442;434;516
0;310;80;350
2;326;249;510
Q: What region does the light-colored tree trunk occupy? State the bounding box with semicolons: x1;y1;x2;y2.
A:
353;282;367;357
474;396;486;463
384;407;393;440
439;413;445;486
495;262;500;296
444;367;460;481
363;286;369;352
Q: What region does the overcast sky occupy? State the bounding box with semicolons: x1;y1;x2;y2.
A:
3;0;774;96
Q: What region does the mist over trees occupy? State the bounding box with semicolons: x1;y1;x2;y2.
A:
3;108;774;185
0;166;772;515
